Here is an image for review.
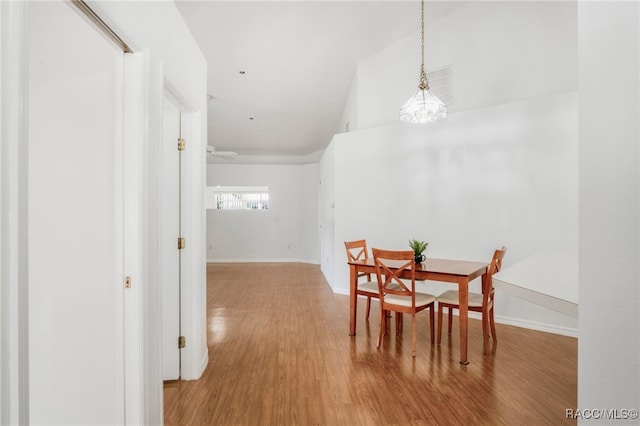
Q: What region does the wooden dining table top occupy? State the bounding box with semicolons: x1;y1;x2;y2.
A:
348;257;488;280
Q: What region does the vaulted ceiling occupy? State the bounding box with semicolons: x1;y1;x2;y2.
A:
175;1;466;157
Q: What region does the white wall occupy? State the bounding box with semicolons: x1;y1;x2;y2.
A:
578;1;640;421
326;92;578;334
27;2;123;423
343;1;577;131
320;143;336;284
338;71;358;134
207;163;320;263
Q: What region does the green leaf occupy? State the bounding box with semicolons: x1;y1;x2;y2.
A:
408;239;428;254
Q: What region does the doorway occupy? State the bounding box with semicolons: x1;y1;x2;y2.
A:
162;94;183;380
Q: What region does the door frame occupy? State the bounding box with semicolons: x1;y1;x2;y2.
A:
161;91;183;381
0;1;30;424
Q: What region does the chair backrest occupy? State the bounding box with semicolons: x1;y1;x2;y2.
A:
372;248;416;305
484;246;507;304
344;239;369;263
489;246;507;277
345;240;373;282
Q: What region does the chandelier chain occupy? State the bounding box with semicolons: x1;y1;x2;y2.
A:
419;0;429;90
399;0;447;123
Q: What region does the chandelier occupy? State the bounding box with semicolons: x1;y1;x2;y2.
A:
399;0;447;123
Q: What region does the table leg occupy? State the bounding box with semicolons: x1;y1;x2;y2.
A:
458;278;469;365
349;264;357;336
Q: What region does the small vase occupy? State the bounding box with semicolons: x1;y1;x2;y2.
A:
414;254;425;264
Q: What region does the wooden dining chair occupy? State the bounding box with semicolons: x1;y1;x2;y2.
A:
372;248;436;357
436;246;507;353
344;239;379;320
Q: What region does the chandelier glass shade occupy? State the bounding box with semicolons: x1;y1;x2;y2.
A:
399;0;447;123
399;85;448;123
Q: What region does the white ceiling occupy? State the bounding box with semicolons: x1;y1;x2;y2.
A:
175;1;466;157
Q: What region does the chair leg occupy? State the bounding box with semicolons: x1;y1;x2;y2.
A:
396;312;403;334
489;307;497;343
411;314;417;357
429;304;435;343
365;296;371;320
377;306;385;348
447;307;453;335
482;310;490;355
437;305;443;344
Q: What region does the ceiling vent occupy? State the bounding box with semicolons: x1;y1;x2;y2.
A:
427;65;452;106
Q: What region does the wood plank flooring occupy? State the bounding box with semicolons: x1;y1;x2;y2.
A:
164;262;577;425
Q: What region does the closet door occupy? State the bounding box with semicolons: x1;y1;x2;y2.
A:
27;1;126;424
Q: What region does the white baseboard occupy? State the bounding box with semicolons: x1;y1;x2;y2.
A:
180;348;209;381
331;286;578;338
207;258;320;265
199;350;209;378
333;287;349;297
491;314;577;338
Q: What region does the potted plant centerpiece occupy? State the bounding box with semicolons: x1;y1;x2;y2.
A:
409;239;428;264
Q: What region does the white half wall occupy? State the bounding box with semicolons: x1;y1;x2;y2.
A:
207;163;320;263
323;91;579;335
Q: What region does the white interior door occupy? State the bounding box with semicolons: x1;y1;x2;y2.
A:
162;95;181;380
27;1;126;423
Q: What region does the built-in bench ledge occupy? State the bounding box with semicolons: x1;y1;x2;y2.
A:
492;248;578;318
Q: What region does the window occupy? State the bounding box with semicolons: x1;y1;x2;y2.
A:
206;186;269;210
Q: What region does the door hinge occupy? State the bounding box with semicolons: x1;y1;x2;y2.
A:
178;237;186;250
124;276;132;288
178;336;186;349
178;138;186;151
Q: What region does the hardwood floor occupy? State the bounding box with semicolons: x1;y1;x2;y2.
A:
164;263;577;425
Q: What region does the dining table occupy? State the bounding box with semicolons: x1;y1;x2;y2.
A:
348;257;489;365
